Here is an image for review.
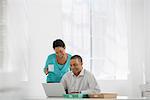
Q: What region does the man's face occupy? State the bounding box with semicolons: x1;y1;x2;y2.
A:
70;58;82;75
54;47;65;58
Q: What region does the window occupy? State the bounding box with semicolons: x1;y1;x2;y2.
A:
62;0;129;80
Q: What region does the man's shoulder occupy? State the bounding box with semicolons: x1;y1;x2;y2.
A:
84;69;94;77
84;69;91;74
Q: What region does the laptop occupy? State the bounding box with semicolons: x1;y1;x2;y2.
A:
42;83;66;97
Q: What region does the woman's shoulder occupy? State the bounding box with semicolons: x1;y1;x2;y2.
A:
47;53;56;59
67;53;72;58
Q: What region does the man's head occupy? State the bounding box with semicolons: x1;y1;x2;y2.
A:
53;39;66;58
70;55;83;76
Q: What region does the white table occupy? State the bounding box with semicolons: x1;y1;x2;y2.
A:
23;96;149;100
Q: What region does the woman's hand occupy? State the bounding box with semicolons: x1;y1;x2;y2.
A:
46;69;49;75
44;68;49;75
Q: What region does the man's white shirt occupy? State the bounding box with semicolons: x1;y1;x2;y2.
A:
61;69;100;94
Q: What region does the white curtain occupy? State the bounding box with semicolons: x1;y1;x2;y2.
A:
0;0;7;71
62;0;129;80
0;0;29;99
1;0;29;81
62;0;91;70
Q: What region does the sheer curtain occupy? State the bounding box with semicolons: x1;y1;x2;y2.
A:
62;0;91;70
0;0;29;81
0;0;7;71
0;0;29;98
62;0;129;80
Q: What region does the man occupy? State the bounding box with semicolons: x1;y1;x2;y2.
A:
61;55;100;94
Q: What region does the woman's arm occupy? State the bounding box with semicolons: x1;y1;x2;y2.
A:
43;68;49;75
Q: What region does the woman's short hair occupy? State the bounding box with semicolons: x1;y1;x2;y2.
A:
53;39;65;49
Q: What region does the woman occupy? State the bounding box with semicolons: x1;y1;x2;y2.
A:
44;39;71;83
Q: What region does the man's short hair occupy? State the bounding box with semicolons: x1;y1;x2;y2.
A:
71;55;83;63
53;39;65;49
